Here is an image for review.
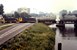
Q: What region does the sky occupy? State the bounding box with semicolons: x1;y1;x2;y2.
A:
0;0;77;14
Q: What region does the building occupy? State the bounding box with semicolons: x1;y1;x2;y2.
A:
17;7;30;14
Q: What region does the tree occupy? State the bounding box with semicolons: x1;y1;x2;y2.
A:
0;4;4;15
14;11;20;18
20;12;31;18
59;10;67;17
72;10;77;17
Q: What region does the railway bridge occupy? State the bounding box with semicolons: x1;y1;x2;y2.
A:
36;16;56;25
56;19;77;28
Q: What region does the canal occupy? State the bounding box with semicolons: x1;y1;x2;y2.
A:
49;24;77;50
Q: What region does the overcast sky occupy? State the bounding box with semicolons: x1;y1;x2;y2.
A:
0;0;77;14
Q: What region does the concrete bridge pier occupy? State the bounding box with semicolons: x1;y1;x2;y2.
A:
56;20;65;28
74;20;77;37
74;20;77;28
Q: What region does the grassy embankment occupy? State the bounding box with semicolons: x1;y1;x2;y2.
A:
1;23;55;50
0;24;13;31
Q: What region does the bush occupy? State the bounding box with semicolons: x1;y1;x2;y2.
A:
1;23;55;50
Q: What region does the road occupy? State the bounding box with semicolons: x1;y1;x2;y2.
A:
0;23;34;45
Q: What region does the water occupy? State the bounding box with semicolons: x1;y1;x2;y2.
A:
50;24;77;50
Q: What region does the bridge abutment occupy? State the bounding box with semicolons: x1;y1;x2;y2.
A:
56;20;65;28
74;20;77;28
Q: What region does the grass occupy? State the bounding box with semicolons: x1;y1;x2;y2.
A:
0;23;55;50
0;24;13;31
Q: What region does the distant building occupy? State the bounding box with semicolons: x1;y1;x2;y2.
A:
17;7;30;14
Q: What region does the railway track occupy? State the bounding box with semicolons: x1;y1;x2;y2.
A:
0;23;34;45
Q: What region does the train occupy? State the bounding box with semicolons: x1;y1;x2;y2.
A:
4;17;17;23
17;17;36;23
4;17;36;23
1;15;56;25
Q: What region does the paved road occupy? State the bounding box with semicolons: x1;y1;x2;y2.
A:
0;23;34;45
